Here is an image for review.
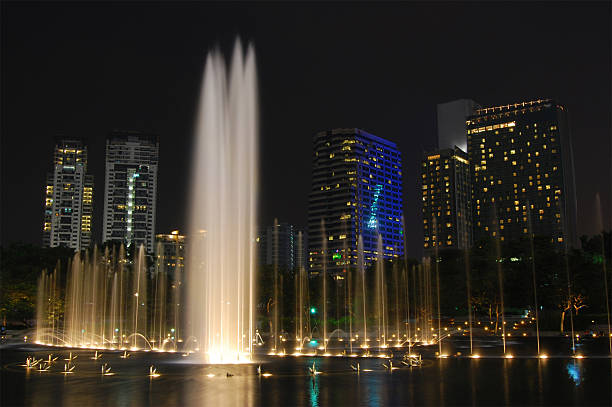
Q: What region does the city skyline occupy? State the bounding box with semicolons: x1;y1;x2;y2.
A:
2;4;612;405
2;3;610;258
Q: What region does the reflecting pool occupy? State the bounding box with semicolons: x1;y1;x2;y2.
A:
2;337;612;406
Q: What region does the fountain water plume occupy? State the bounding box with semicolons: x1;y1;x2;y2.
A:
375;235;387;348
595;193;612;354
320;219;328;350
464;242;474;355
186;40;258;364
357;235;368;347
493;207;507;354
526;200;541;355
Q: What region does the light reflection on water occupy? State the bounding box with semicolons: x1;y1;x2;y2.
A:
309;376;319;407
4;345;612;406
566;361;582;386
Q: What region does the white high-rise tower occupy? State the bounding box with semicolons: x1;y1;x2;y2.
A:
103;131;159;253
42;138;93;250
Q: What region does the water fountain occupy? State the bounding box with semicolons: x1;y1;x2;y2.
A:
526;201;541;355
493;207;507;354
595;193;612;353
35;244;180;350
185;40;258;364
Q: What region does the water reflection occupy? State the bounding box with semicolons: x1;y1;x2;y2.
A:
5;347;612;406
566;361;582;386
309;376;319;407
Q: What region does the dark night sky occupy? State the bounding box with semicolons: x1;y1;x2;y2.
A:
2;2;610;258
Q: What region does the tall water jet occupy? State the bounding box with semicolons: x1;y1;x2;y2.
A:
320;219;328;350
357;235;368;347
273;218;279;351
595;193;612;354
375;234;387;348
393;262;400;346
186;41;258;363
493;209;507;354
560;209;576;354
527;201;541;355
131;245;147;349
401;216;412;347
463;242;473;355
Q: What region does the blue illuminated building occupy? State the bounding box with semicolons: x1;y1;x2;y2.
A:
308;128;403;276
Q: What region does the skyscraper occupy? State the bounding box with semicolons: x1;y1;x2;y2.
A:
308;128;403;276
103;131;159;253
42;138;93;250
256;222;308;271
437;99;481;151
421;147;472;253
467;99;578;247
419;99;480;255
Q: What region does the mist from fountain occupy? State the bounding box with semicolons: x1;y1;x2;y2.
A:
185;41;258;364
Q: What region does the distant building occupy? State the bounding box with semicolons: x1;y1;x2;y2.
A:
102;131;159;253
155;230;185;273
42;138;93;250
421;147;472;253
256;222;307;271
437;99;481;151
294;230;308;272
467;99;578;247
308;128;403;276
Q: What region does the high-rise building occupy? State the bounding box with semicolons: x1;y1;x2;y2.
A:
308;128;403;276
256;222;308;271
42;138;93;250
294;229;308;272
467;99;578;247
437;99;481;151
103;131;159;253
267;222;295;270
421;147;472;253
155;230;185;273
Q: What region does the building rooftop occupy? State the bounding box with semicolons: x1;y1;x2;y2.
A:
473;99;555;116
319;128;398;149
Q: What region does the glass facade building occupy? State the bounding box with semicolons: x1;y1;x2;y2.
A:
42;138;93;250
467;99;578;247
421;147;472;253
308;128;403;276
103;131;159;253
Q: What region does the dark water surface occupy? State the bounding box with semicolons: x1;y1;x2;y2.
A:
2;338;612;406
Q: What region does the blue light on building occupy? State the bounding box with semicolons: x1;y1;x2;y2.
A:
307;128;403;275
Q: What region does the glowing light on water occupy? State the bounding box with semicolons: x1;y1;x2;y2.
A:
186;40;258;364
566;362;582;385
149;365;161;378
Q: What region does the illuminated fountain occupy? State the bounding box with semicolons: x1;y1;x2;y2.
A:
185;41;258;364
35;244;181;350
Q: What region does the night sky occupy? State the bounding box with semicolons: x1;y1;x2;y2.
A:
2;2;610;257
